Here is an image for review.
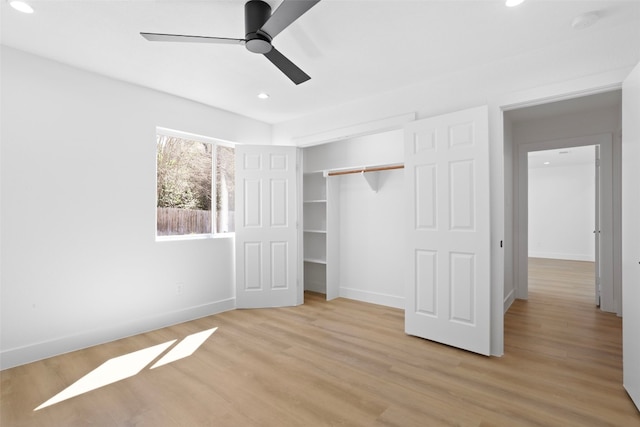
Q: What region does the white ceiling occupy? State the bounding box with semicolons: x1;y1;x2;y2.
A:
2;0;640;124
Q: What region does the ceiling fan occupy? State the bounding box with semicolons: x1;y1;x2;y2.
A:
141;0;320;85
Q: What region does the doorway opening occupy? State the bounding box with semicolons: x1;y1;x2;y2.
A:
527;145;598;307
501;90;624;380
504;89;622;317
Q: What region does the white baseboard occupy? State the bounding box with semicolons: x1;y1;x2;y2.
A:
339;287;404;309
504;288;515;313
0;298;235;370
304;281;326;294
528;252;595;262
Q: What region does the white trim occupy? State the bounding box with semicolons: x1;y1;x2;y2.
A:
501;83;622;112
304;280;326;294
155;233;234;242
504;288;515;314
339;287;404;309
497;68;630;112
528;252;595;262
156;126;236;148
296;148;305;305
515;133;616;312
292;113;415;147
0;298;235;370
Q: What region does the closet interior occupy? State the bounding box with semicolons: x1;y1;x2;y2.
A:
301;129;405;307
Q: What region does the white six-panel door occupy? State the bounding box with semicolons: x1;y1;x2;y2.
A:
235;145;298;308
405;106;491;355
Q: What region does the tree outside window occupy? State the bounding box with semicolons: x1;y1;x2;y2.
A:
156;131;234;237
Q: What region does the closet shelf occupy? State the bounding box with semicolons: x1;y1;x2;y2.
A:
304;229;327;234
303;199;327;203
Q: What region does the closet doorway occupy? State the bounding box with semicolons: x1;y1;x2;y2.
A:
301;128;407;308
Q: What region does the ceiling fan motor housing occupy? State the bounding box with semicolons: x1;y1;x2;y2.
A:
245;0;272;54
140;0;316;84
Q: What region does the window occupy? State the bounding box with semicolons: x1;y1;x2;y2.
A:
156;128;234;238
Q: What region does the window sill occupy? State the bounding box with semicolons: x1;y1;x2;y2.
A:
156;233;235;242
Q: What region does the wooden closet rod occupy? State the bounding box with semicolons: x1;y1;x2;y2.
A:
327;164;404;177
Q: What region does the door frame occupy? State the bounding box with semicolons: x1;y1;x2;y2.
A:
489;68;630;356
513;134;615;311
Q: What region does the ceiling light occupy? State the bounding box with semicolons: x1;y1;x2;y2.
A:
9;0;34;13
257;92;269;100
505;0;525;7
544;161;551;165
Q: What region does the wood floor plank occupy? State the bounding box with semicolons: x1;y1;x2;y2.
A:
2;258;639;426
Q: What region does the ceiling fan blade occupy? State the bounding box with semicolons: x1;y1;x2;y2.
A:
140;32;245;45
260;0;320;39
263;46;310;85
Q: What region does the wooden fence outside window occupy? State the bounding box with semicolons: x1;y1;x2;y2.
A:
157;207;211;236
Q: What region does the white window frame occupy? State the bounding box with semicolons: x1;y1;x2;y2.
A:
155;127;235;242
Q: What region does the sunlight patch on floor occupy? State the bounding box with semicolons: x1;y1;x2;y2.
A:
151;327;217;369
34;341;176;411
34;327;218;411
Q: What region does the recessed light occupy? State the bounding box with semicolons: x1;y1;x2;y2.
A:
544;161;551;165
257;92;269;100
505;0;525;7
9;0;34;13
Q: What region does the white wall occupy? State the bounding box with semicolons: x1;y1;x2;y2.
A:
0;47;271;369
303;129;404;172
503;117;515;311
528;162;595;261
511;107;621;145
337;170;405;308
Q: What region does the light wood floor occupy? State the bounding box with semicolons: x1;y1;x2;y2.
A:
2;258;638;426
